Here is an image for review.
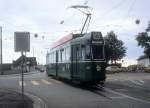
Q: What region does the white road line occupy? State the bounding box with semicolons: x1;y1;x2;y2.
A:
19;81;26;86
31;81;39;85
110;96;126;99
41;79;52;85
104;87;150;105
50;79;62;84
130;80;143;86
139;80;145;83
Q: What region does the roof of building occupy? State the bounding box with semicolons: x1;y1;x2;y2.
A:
13;55;37;66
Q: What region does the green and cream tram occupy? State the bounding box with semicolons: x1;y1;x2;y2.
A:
46;32;106;85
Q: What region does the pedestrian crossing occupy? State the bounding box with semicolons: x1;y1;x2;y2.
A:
18;78;146;87
31;81;40;85
41;79;52;85
18;79;61;86
130;80;144;86
107;77;147;86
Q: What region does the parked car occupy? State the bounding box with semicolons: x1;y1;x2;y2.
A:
144;67;150;73
106;66;121;73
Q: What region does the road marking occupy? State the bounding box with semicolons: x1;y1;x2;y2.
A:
50;79;62;84
139;80;144;83
19;81;26;86
110;96;126;99
31;81;39;85
41;79;52;85
104;87;150;105
115;89;128;92
130;80;143;86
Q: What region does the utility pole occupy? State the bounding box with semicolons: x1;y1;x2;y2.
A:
0;26;3;75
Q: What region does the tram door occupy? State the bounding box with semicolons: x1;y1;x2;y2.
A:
72;45;80;79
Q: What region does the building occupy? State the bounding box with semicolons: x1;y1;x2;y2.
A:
137;55;150;67
12;55;37;72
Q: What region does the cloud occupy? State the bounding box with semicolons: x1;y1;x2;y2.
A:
0;0;150;64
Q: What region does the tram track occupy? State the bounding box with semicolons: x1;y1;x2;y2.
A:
95;85;150;105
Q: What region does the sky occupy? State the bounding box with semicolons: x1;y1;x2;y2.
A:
0;0;150;66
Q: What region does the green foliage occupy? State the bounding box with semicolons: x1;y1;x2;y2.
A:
136;32;150;57
104;31;126;64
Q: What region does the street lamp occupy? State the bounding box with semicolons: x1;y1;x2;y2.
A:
0;26;3;75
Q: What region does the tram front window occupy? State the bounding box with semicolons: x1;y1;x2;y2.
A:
92;45;104;60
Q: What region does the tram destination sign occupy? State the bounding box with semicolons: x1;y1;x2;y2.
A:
91;32;104;44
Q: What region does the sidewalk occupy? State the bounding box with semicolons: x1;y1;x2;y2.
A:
0;89;33;108
2;67;37;75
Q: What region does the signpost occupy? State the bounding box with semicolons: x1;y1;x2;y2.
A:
14;32;30;105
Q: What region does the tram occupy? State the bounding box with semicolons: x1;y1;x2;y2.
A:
46;31;106;85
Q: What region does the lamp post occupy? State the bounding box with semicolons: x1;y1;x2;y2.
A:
0;26;3;75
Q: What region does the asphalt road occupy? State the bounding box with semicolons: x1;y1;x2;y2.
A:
0;72;150;108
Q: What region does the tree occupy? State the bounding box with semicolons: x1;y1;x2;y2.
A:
136;21;150;60
136;32;150;59
104;31;126;64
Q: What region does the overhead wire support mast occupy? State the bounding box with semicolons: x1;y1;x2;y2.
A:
69;5;92;34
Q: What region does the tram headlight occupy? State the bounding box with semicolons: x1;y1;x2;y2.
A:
86;66;90;70
96;65;101;71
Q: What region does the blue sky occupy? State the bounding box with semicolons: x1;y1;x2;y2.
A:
0;0;149;65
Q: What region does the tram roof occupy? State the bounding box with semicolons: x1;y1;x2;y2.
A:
50;33;83;49
50;31;103;49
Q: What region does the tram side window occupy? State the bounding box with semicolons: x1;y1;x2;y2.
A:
59;50;61;62
76;46;80;60
60;50;62;62
53;52;56;63
62;49;65;62
85;45;91;59
81;45;85;60
49;52;55;63
72;46;75;61
52;52;54;63
66;47;70;61
57;51;59;62
46;54;49;64
60;49;65;62
49;53;51;63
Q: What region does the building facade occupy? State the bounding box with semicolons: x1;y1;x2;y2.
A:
137;55;150;67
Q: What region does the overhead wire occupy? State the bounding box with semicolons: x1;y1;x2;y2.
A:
125;0;137;19
92;0;139;30
99;0;127;18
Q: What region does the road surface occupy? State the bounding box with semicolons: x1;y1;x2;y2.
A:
0;72;150;108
